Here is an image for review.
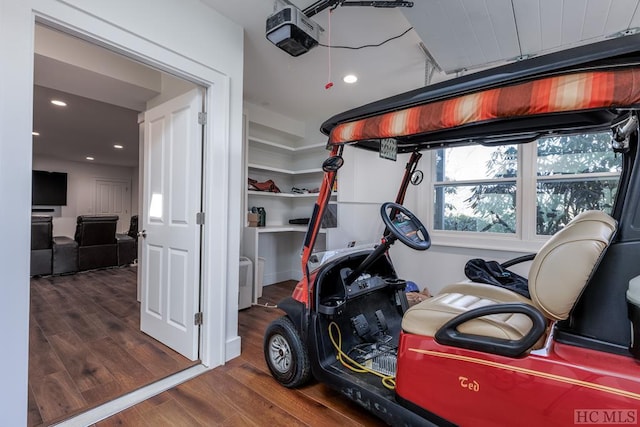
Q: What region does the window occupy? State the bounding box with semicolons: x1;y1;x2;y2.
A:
434;145;518;234
535;133;621;235
433;131;622;238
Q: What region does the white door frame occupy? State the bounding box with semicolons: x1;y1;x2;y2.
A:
29;11;235;369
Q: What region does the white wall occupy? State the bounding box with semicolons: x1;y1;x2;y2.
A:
0;0;244;424
146;73;198;110
33;156;136;236
333;145;535;295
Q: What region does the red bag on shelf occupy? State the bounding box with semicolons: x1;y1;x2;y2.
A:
248;178;281;193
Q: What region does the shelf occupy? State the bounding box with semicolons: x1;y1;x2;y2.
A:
248;163;323;175
248;190;336;198
247;225;327;234
248;136;326;153
295;142;327;152
248;190;320;198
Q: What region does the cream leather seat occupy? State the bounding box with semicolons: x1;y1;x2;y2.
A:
402;210;617;347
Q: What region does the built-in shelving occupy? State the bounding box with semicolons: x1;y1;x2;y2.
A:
242;112;332;296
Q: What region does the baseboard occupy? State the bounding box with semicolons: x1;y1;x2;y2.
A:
226;335;241;361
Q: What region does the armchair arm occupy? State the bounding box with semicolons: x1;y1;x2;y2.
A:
500;253;535;269
435;303;547;358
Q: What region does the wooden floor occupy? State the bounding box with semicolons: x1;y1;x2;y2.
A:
95;281;386;426
28;267;198;427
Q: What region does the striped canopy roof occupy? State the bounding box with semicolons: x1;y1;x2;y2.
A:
328;67;640;146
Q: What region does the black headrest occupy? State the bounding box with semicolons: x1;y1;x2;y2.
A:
77;215;119;224
75;215;118;246
32;215;52;223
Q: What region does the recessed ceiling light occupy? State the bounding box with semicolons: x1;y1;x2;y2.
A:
113;144;124;149
32;131;40;136
51;99;67;107
343;74;358;84
86;156;94;161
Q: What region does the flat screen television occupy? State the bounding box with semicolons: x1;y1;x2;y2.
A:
32;170;68;206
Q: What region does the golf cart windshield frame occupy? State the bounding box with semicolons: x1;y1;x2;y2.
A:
296;33;640;308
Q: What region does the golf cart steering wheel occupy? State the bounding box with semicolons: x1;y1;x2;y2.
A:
380;202;431;251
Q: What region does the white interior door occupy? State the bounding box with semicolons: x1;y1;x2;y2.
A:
140;88;203;360
95;179;131;233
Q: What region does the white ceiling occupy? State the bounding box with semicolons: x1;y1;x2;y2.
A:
405;0;640;74
32;0;640;167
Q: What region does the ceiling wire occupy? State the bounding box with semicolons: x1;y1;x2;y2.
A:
325;7;334;89
510;0;523;59
418;42;440;86
318;27;414;49
629;0;640;31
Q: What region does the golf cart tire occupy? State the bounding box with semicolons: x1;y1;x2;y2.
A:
264;316;311;388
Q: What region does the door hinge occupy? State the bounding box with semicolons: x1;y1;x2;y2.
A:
198;112;207;125
194;312;203;325
196;212;205;225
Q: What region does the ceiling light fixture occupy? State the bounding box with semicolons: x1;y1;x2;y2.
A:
51;99;67;107
32;131;40;136
113;144;124;149
343;74;358;84
86;156;94;161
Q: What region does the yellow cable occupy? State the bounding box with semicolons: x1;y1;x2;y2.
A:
328;321;396;390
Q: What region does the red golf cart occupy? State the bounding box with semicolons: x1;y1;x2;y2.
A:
263;33;640;426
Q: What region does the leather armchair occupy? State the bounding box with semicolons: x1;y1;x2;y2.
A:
31;215;53;276
118;214;138;265
128;215;139;240
75;215;119;271
53;236;78;275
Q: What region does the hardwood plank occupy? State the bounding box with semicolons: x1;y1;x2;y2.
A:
88;312;147;349
60;307;110;342
163;380;239;424
88;336;155;389
29;266;196;427
194;366;306;426
29;286;50;315
27;386;44;427
220;413;259;427
29;322;53;357
30;370;87;422
47;331;115;392
138;399;203;427
28;348;66;379
127;391;173;414
93;406;146;427
31;310;74;337
63;279;388;426
127;341;188;377
300;384;385;426
81;379;126;408
229;362;366;427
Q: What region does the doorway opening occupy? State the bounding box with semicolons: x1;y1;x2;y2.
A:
29;23;205;426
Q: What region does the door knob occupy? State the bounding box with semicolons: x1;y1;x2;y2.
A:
138;230;147;238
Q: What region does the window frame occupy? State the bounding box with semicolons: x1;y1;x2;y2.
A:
424;131;621;252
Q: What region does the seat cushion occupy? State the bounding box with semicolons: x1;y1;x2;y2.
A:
439;282;532;305
402;292;534;340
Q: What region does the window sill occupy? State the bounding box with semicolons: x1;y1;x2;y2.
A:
430;232;546;254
